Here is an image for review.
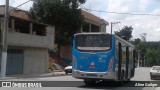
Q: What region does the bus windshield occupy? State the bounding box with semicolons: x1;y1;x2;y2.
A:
75;34;112;51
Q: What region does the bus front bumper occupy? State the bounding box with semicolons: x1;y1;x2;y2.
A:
72;70;117;80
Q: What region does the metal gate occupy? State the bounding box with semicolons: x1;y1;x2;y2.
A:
6;49;23;75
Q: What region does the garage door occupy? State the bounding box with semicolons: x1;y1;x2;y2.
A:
6;49;23;75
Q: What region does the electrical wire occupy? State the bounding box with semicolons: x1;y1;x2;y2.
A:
81;7;160;16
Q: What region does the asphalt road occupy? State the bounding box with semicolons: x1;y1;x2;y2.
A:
0;67;160;90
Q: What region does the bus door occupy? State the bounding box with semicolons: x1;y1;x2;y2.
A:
131;50;136;77
125;46;129;79
118;42;122;80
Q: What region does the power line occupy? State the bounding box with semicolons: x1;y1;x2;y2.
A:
12;0;25;10
14;0;31;9
82;8;160;16
12;0;19;6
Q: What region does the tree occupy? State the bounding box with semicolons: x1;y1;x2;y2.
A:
29;0;86;44
140;33;147;42
146;48;160;66
29;0;86;56
131;35;160;67
115;26;133;41
130;38;141;50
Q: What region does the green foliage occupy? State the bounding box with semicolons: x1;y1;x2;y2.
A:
55;35;68;44
115;26;133;41
29;0;85;44
48;64;56;71
146;48;160;67
132;38;160;67
140;33;147;42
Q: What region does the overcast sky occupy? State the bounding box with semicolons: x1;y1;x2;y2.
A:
1;0;160;41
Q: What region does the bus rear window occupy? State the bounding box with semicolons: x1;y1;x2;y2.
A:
76;34;112;51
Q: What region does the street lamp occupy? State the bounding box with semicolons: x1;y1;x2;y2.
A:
111;22;120;34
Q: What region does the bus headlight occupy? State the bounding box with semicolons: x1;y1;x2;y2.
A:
73;55;77;70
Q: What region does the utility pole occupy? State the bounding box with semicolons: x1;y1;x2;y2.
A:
111;22;120;34
111;22;113;34
1;0;9;79
137;50;140;68
144;56;145;67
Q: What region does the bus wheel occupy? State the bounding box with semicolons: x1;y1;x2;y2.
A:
119;71;125;85
127;78;130;82
84;79;96;86
65;71;68;75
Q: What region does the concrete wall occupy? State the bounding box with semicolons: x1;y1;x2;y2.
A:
23;47;48;74
100;24;107;32
0;18;2;45
46;26;55;49
7;26;55;49
0;6;14;15
7;32;48;48
0;49;1;66
0;6;55;74
8;46;49;74
0;14;55;49
0;6;5;15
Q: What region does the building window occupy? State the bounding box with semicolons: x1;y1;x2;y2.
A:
14;19;30;34
82;22;100;32
8;18;46;36
82;22;90;32
91;24;100;32
33;23;46;36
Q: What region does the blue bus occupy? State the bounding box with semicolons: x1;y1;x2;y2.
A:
72;33;136;85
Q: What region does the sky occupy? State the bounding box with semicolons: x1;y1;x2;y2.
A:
0;0;160;41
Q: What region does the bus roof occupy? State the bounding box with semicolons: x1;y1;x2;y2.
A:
115;35;135;48
75;32;110;35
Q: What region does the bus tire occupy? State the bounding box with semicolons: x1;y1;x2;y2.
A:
84;79;96;86
119;70;125;85
127;78;130;82
65;71;68;75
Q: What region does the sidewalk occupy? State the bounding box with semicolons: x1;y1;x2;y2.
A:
0;71;66;80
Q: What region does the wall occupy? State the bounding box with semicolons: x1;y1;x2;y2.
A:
46;26;55;49
0;48;1;66
100;24;107;32
7;32;48;48
0;18;2;46
7;26;55;49
0;6;14;15
8;46;49;74
23;47;48;74
0;6;55;74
